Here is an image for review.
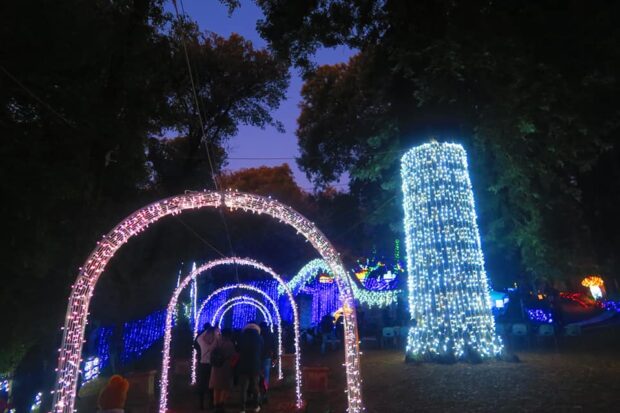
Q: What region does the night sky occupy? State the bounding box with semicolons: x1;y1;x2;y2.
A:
172;0;355;190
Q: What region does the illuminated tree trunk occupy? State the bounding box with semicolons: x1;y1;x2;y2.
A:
401;142;503;360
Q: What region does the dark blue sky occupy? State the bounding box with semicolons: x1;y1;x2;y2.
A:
173;0;355;190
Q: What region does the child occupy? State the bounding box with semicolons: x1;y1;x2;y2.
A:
98;375;129;413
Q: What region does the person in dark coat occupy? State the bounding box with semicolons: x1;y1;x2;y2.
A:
238;323;264;412
259;321;275;403
209;329;237;413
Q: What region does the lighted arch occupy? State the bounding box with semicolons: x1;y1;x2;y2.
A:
214;299;271;328
165;257;301;410
52;191;362;413
193;283;283;383
285;258;401;308
215;298;272;328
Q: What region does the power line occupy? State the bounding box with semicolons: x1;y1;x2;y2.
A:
0;64;76;128
172;0;240;282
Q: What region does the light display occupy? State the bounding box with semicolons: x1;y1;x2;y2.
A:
53;191;362;413
122;309;168;364
310;280;340;325
527;309;554;323
214;298;272;328
162;256;302;412
352;241;404;291
82;356;100;383
581;275;605;300
401;142;503;360
95;327;113;371
192;285;284;384
30;392;42;412
0;379;9;393
286;258;399;308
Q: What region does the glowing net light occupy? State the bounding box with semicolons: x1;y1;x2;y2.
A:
53;191;362;413
213;297;273;329
193;283;283;383
162;257;302;412
286;258;400;308
215;299;271;328
400;142;503;360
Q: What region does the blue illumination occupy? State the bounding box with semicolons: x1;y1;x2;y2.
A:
527;309;554;324
121;309;168;363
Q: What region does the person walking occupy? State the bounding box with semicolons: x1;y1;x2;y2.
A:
320;314;335;354
209;329;237;413
238;323;263;412
197;325;219;409
259;321;275;404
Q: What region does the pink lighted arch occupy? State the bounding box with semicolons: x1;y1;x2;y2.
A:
167;257;300;410
52;191;363;413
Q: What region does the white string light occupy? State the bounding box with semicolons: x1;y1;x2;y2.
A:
52;191;363;413
193;283;283;383
212;296;273;328
401;142;503;360
215;298;272;327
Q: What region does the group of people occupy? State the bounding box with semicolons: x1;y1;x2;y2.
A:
195;321;275;413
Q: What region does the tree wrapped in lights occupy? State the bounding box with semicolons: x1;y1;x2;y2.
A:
401;142;503;361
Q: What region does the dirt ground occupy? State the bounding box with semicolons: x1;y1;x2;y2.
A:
170;327;620;413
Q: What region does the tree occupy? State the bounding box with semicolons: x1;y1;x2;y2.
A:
149;29;289;193
0;0;289;381
241;0;620;285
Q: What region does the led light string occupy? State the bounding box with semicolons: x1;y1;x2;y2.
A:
400;142;503;360
191;283;284;383
53;191;362;413
122;309;168;364
287;258;400;308
161;256;302;412
214;298;272;328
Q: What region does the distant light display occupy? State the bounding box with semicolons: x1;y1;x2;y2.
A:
0;379;10;393
95;327;113;371
82;356;100;383
163;257;302;411
53;191;362;413
401;142;503;359
214;298;273;328
527;309;554;324
30;392;42;412
581;275;605;300
122;309;168;364
352;240;404;291
288;258;400;308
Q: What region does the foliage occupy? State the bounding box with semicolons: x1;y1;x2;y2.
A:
245;0;620;285
0;0;288;377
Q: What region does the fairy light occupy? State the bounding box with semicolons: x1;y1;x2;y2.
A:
53;191;363;413
214;298;272;327
161;257;303;412
193;283;283;383
400;142;503;360
286;258;400;308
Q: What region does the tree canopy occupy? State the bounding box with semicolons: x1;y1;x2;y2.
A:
0;0;288;377
242;0;620;286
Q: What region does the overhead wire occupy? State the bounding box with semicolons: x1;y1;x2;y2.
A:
171;0;240;282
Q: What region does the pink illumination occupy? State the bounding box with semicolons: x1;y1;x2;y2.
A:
52;191;362;413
